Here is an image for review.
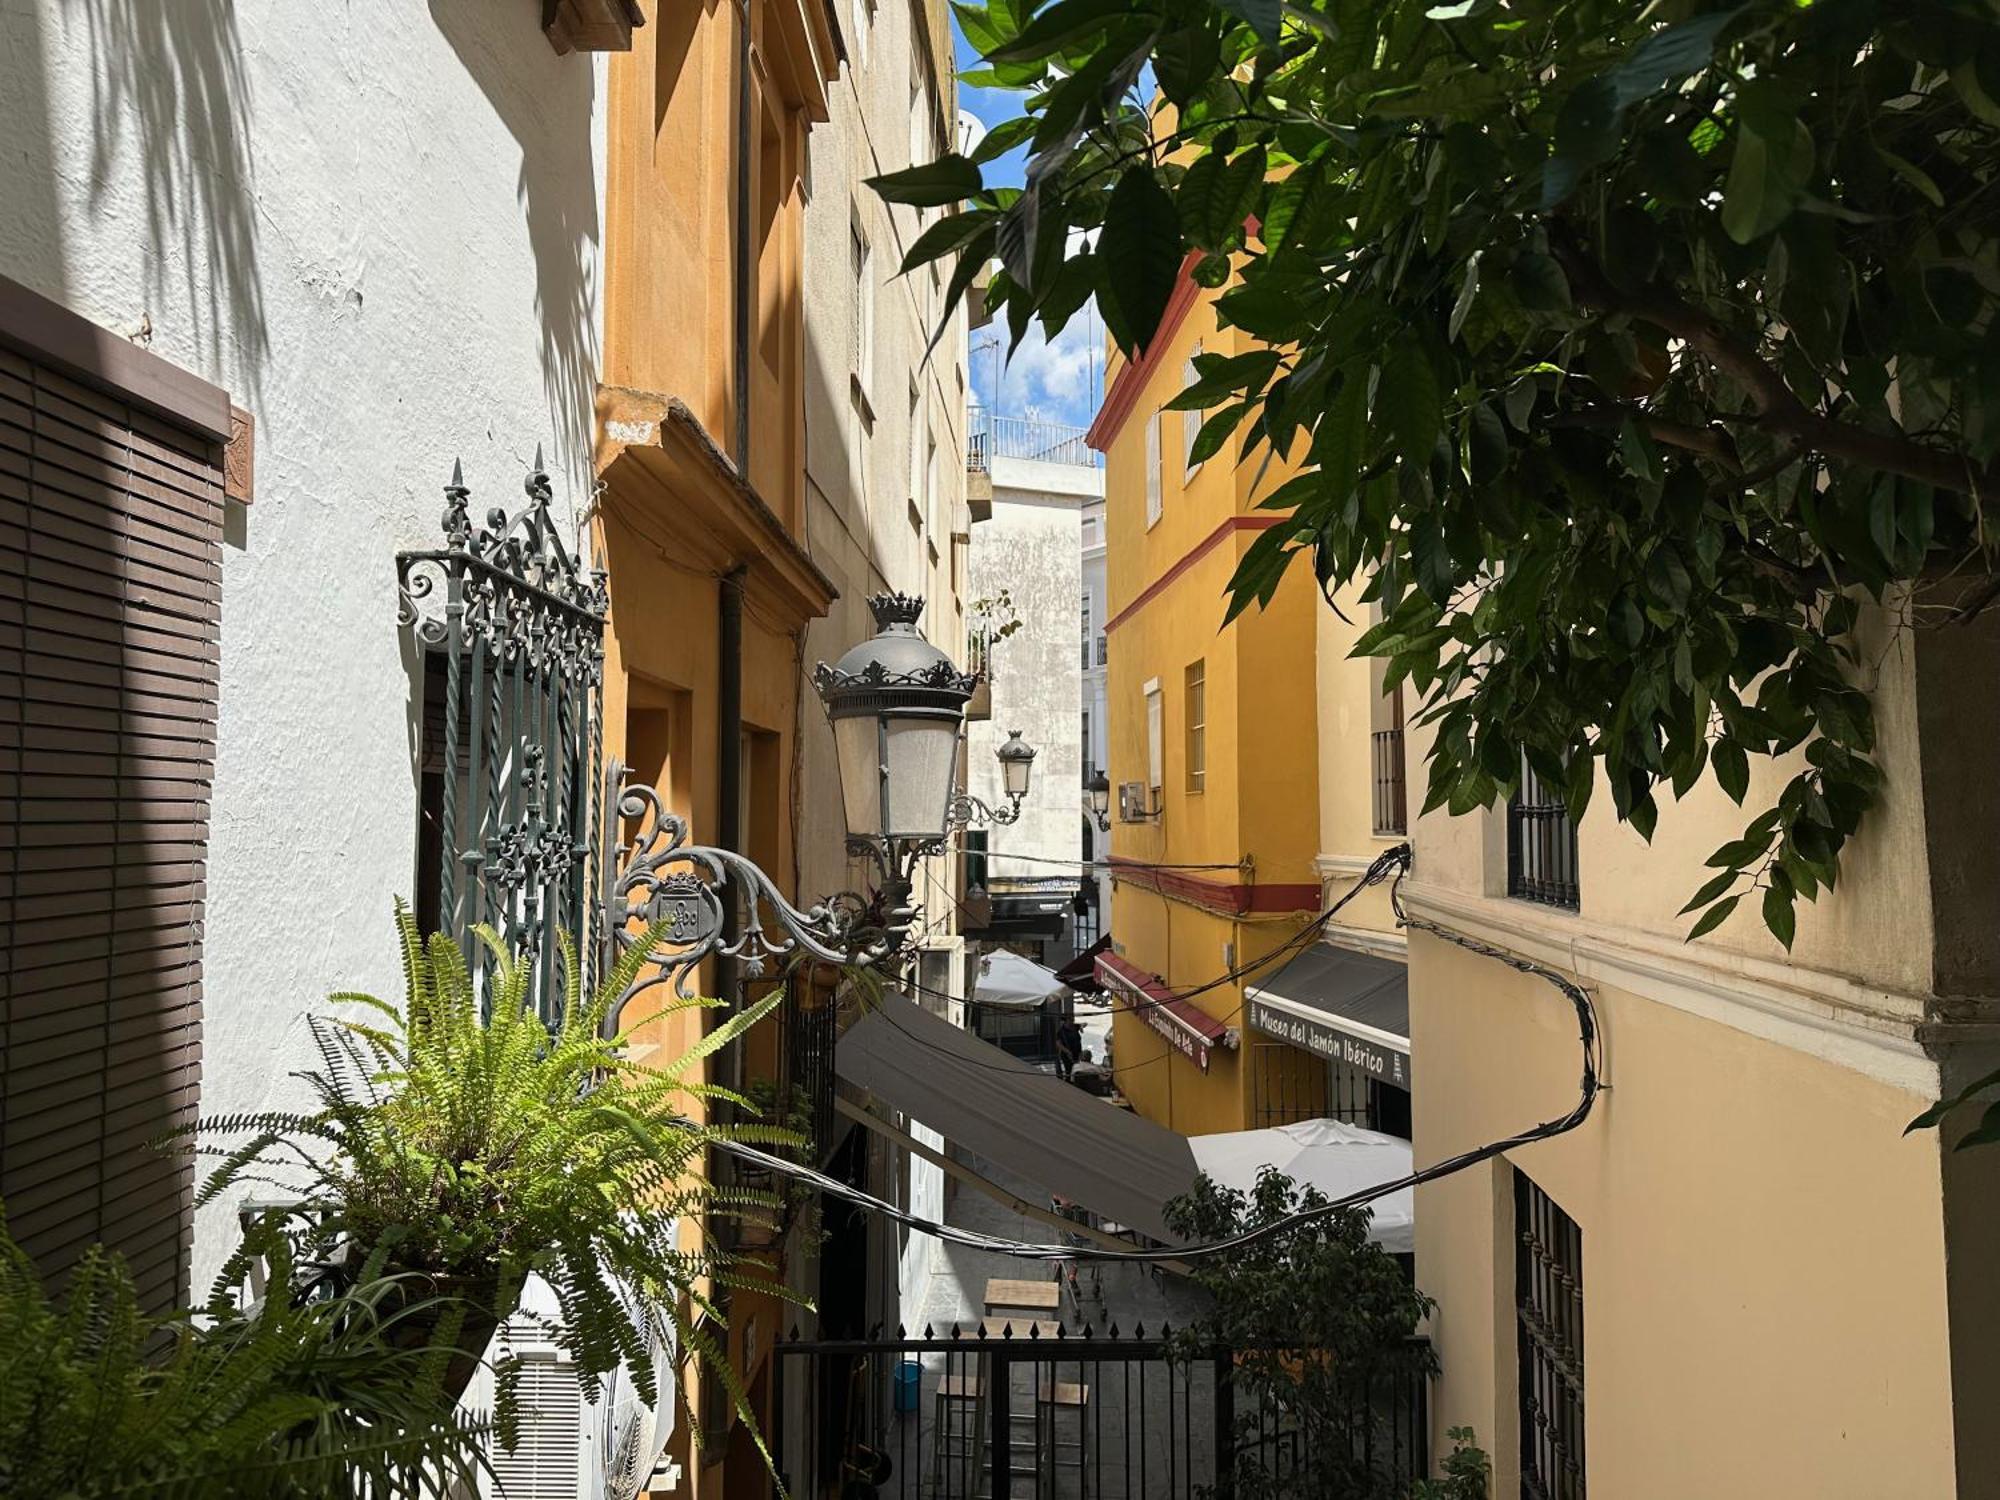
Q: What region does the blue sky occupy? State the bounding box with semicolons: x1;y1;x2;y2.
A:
953;14;1106;432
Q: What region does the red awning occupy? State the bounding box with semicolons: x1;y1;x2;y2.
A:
1095;951;1237;1072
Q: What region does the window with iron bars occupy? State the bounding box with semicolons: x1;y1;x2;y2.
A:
1516;1169;1585;1500
1507;755;1579;908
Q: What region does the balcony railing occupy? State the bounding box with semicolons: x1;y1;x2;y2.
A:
1371;727;1407;836
967;406;1102;469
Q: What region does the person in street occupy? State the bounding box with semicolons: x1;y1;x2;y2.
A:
1055;1014;1084;1082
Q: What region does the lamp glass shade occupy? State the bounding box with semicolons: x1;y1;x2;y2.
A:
1088;775;1111;816
1001;749;1033;798
832;714;886;842
882;716;961;841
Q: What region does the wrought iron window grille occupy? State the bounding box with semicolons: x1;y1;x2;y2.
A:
400;457;917;1031
1507;756;1580;909
1516;1170;1586;1500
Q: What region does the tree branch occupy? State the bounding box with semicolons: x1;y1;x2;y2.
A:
1550;232;1997;504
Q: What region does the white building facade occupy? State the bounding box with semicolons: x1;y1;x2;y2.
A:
964;442;1101;967
0;3;610;1296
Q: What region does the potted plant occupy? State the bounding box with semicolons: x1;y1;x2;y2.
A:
195;907;800;1434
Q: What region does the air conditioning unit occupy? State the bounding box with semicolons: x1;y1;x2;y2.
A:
1117;781;1153;823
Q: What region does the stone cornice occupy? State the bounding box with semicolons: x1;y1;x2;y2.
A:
1396;880;1990;1097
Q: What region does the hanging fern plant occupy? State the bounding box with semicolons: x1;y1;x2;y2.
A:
193;906;803;1452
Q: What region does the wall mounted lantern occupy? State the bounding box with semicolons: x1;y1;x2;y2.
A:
946;728;1036;829
1086;770;1112;832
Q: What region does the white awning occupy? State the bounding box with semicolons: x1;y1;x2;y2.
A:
1187;1118;1414;1254
973;948;1068;1010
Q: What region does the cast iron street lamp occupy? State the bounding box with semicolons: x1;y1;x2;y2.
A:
602;592;982;1010
1086;769;1111;832
946;728;1037;828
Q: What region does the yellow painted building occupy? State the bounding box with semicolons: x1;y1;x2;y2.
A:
1399;593;2000;1496
1088;270;1326;1138
586;2;840;1489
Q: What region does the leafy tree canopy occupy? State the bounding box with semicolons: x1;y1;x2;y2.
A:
877;0;2000;950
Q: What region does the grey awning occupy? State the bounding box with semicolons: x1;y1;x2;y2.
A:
1243;942;1413;1090
836;990;1199;1245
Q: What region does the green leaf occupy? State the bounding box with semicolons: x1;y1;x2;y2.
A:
970;115;1038;165
1380;343;1441;472
1705;835;1766;869
1712;737;1750;804
1190;402;1252;465
869;155;985;208
1097;167;1184;354
1447;252;1481;343
1762;882;1796;950
899;210;996;275
987;0;1131;63
1216;0;1281;44
1721;86;1814;244
1155;26;1222;106
1686;893;1740;940
1679;867;1740;915
1875;144;1945;207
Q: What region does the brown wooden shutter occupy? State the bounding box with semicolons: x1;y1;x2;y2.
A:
0;277;228;1313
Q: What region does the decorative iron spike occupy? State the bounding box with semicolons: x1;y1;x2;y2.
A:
975;1321;987;1340
1027;1323;1040;1341
1160;1320;1172;1337
448;457;465;489
868;1321;882;1340
950;1322;962;1340
785;1324;802;1342
1081;1322;1095;1340
1108;1322;1120;1339
1002;1322;1015;1340
1055;1323;1067;1340
1133;1322;1145;1339
896;1323;907;1339
923;1323;935;1339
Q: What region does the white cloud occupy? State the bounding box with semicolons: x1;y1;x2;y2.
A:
997;301;1102;428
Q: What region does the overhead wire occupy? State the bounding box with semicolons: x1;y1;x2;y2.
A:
710;846;1603;1265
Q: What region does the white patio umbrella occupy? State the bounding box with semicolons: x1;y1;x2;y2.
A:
1188;1116;1415;1254
973;948;1068;1011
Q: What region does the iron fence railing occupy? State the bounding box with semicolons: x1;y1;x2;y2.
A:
772;1324;1430;1498
1371;727;1407;836
968;426;990;473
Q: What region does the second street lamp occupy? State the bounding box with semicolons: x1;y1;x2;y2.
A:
947;728;1038;829
1087;769;1111;832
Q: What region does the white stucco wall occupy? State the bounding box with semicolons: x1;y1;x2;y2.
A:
968;457;1095;923
0;1;607;1289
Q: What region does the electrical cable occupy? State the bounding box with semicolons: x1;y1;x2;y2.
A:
954;845;1249;874
709;846;1603;1264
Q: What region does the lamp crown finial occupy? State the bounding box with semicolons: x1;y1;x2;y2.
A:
867;593;926;630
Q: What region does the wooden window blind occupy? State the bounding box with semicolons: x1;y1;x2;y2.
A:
0;276;228;1313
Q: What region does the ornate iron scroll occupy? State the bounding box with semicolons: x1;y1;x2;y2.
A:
598;761;894;1019
397;452;608;1021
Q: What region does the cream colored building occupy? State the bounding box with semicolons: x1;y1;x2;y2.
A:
795;0;971;1338
1356;598;2000;1496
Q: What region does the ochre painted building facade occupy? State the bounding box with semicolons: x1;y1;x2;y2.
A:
589;2;839;1489
1088;270;1323;1138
